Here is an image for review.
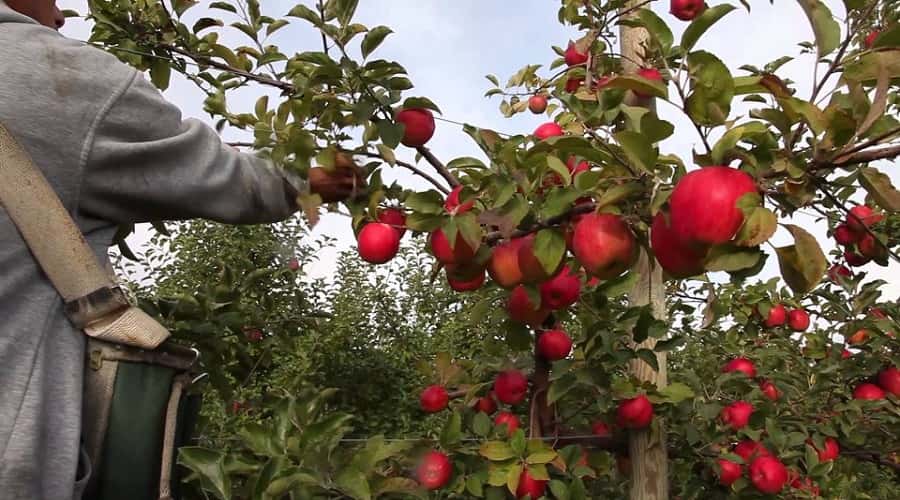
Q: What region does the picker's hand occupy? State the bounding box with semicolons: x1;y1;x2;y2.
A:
308;165;366;203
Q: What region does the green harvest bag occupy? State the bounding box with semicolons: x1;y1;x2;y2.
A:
81;339;204;500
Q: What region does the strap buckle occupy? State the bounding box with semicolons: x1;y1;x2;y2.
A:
64;286;130;329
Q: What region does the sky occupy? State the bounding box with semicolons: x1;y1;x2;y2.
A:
56;0;898;300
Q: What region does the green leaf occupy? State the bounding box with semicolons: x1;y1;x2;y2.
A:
173;0;198;17
473;411;493;437
480;441;517;461
681;4;737;52
797;0;841;58
467;476;485;497
657;382;695;404
596;181;642;209
402;96;443;115
533;229;566;276
548;374;578;404
686;51;734;126
704;245;763;272
178;447;231;500
210;2;238;14
506;463;524;496
547;155;572;186
149;58;171;91
711;122;769;164
361;26;393;59
615;131;657;172
505;321;533;352
335;467;371;500
843;49;900;82
377;120;404;148
859;167;900;212
193;17;224;33
441;411;462;448
604;74;668;99
635;348;660;372
404;190;445;215
549;480;569;500
734;207;778;247
775;224;827;294
526;449;558;464
636;8;673;53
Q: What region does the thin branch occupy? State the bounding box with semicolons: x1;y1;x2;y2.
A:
834;143;900;166
842;447;900;476
416;146;460;187
160;43;296;92
351;150;451;194
485;202;598;245
832;125;900;163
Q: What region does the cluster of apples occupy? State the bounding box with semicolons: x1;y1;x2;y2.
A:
759;303;810;332
832;204;887;268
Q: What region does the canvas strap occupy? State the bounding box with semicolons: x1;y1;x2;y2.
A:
0;123;168;349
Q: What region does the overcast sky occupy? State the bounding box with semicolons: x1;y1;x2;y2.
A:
57;0;898;300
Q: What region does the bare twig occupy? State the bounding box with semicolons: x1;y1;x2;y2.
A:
416;146;460;187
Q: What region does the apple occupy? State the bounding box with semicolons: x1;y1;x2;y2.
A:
844;250;870;267
759;380;780;401
564;41;589;66
650;212;707;278
877;366;900;396
749;456;788;494
616;394;654;429
634;68;663;98
669;166;758;248
853;382;885;400
527;94;549;114
489;239;526;288
507;285;551;327
564;76;583;93
595;74;613;89
539;266;581;310
764;304;788;328
846;205;883;233
722;357;757;378
230;401;245;414
430;228;476;265
716;459;742;486
420;385;449;413
446;267;486;292
789;474;820;497
869;307;887;319
572;213;637;279
377;208;407;238
537;329;573;360
396;108;435;147
858;233;887;261
828;264;852;282
847;328;869;345
841;349;853;359
287;258;300;271
720;401;753;430
476;393;498;414
494;411;520;436
515;469;547;499
534;122;564;140
243;327;263;342
670;0;706;21
833;224;860;246
788;309;810;332
416;450;452;490
865;30;881;48
811;437;840;462
357;223;401;264
494;370;529;405
734;440;771;462
592;420;612;437
518;234;561;283
444;185;475;214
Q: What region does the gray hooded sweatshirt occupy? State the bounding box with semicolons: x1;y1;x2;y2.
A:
0;3;302;498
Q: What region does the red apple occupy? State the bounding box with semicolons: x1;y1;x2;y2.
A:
722;357;757;378
494;370;529;405
287;258;300;271
841;349;853;359
669;166;758;248
670;0;706;21
416;450;452;490
377;208;407;238
788;309;810;332
846;205;883;233
858;233;887;261
572;213;637;279
534;122;564;140
734;440;771;462
537;329;573;361
721;401;753;430
567;156;591;177
716;459;742;486
828;264;852;282
847;328;869;345
865;30;881;48
764;304;788;328
396;108;435;147
489;239;526;288
243;327;263;342
564;76;583;93
357;223;401;264
789;474;820;496
528;94;548;114
515;469;547;499
634;68;663;98
420;385;449;413
853;382;885;400
430;228;476;265
616;395;654;429
506;285;551;327
650;212;708;278
869;307;887;319
518;234;561;284
844;250;870;267
811;437;840;462
592;420;612;437
230;401;245;414
877;366;900;396
564;41;589;66
759;380;780;401
833;224;860;246
444;185;475;214
749;456;788;494
476;393;498;414
446;267;486;292
539;266;581;310
494;411;521;436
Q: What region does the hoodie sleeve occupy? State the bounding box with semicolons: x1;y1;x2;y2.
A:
79;70;304;225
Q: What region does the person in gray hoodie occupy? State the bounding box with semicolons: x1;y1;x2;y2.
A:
0;1;363;498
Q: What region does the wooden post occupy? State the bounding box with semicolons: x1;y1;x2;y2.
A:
618;2;670;499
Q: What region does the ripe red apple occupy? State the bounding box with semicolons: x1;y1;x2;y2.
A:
243;327;263;342
844;250;870;267
528;95;548;114
811;437;840;462
720;401;753;430
749;456;788;494
759;380;780;401
572;213;637;279
616;394;654;429
420;385;449;413
515;469;547;499
446;267;486;292
357;223;401;264
488;239;525;288
592;420;612;437
650;212;707;278
287;258;300;271
518;234;561;283
564;41;589;66
828;264;852;282
722;357;757;378
377;208;407;238
430;228;476;265
539;266;581;310
537;329;573;361
506;285;551;327
396;108;435;147
833;224;860;246
669;166;758;248
476;393;498;414
567;156;591;177
716;459;742;486
865;30;881;48
416;450;452;490
853;382;886;400
764;304;788;328
534;122;564;140
877;366;900;396
670;0;706;21
634;68;663;98
788;309;810;332
847;328;869;345
494;370;529;405
494;411;520;436
847;205;883;233
858;233;888;261
444;185;475;214
734;440;771;462
841;349;853;359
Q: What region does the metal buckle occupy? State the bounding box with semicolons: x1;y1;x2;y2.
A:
64;286;130;329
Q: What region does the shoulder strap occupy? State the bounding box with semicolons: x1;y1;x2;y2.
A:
0;123;168;348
